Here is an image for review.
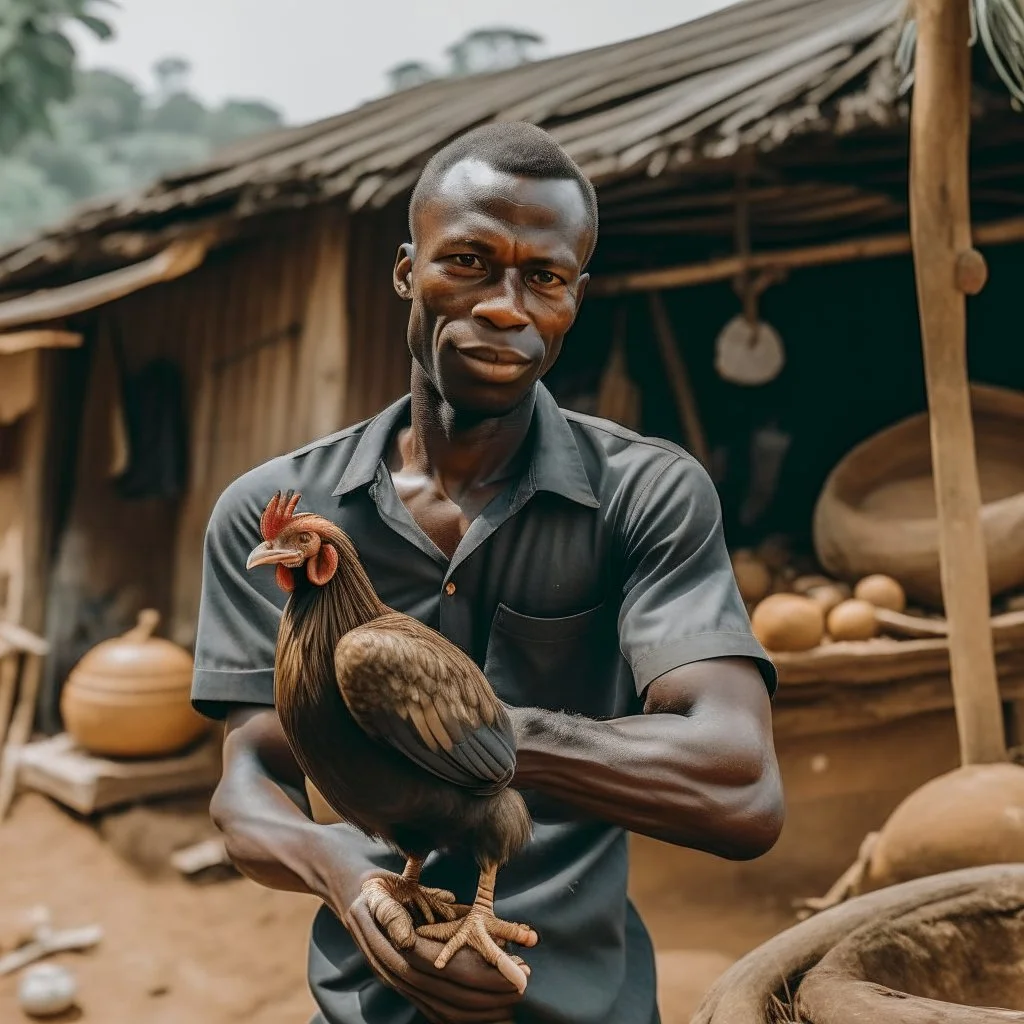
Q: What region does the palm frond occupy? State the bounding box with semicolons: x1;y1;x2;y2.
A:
895;0;1024;105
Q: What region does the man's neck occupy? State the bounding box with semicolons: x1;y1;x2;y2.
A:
398;364;536;498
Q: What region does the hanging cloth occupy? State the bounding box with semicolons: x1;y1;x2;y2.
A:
110;332;188;500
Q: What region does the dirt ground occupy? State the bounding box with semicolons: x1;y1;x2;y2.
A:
1;712;960;1023
0;791;797;1024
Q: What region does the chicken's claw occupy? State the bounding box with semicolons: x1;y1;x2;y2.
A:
361;874;462;950
417;908;538;993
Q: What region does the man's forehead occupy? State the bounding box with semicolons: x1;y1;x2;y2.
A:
424;158;590;233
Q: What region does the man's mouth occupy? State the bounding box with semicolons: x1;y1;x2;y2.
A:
452;344;533;383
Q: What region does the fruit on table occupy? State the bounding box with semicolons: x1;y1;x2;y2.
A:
854;574;907;613
751;593;825;652
827;599;879;642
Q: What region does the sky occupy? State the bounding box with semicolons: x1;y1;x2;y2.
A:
74;0;735;125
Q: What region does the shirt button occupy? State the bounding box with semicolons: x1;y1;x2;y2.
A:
444;582;456;596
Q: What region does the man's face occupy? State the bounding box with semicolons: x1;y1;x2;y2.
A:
395;158;593;417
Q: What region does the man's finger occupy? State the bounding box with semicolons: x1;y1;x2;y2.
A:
353;909;521;1012
407;939;524;993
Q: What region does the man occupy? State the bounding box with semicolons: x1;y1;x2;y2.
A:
193;121;783;1024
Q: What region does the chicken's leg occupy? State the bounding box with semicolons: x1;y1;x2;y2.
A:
361;856;463;950
416;863;538;993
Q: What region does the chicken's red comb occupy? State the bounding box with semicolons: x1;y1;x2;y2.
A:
260;490;302;541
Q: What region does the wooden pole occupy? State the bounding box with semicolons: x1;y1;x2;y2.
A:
647;292;710;467
910;0;1006;765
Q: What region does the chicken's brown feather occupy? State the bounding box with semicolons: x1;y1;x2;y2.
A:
335;613;517;795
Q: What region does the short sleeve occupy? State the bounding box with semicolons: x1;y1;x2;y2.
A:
191;478;288;720
617;454;777;697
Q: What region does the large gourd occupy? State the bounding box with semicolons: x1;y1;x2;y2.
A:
61;609;208;758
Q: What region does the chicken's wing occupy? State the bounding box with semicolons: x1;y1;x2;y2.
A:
334;612;516;794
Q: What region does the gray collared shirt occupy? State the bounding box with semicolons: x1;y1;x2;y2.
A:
192;382;775;1024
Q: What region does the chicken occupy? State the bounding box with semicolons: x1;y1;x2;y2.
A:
245;491;536;990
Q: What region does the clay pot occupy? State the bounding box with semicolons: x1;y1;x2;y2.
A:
813;384;1024;607
61;609;208;758
860;763;1024;893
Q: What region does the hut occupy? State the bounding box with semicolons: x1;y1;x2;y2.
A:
2;0;1024;877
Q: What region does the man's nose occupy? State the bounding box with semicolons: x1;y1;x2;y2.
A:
472;275;530;330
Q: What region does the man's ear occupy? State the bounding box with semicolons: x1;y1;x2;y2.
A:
571;272;590;324
393;243;414;300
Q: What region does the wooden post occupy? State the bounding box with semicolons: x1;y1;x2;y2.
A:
909;0;1006;764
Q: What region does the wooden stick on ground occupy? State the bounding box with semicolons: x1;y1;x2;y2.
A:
909;0;1006;765
647;291;710;467
0;645;16;750
0;651;43;821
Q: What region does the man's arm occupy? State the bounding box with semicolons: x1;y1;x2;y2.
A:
510;657;782;859
209;706;368;902
211;705;528;1023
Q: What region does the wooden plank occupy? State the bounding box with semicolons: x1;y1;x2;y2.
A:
909;0;1005;765
0;652;17;748
773;665;1024;741
589;214;1024;296
0;652;42;819
0;330;82;355
14;733;222;816
0;237;209;331
0;349;38;425
0;621;49;657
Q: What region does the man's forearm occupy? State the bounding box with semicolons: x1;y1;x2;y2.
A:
210;715;377;910
510;705;782;859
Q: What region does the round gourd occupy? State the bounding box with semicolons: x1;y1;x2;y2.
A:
854;573;907;613
827;599;879;641
731;553;771;604
60;609;209;758
806;584;848;617
751;594;825;652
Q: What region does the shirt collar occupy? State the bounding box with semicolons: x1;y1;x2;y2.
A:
332;383;599;509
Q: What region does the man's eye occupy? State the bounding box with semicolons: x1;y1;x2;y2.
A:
530;270;561;286
452;254;483;269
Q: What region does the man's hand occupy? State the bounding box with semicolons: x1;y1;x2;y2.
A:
341;879;528;1024
212;708;530;1021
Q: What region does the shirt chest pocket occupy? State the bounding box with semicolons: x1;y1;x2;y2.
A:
483;601;612;717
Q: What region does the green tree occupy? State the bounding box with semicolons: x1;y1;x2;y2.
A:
108;131;211;184
0;0;114;152
147;91;208;135
205;99;282;146
69;68;144;140
0;158;71;241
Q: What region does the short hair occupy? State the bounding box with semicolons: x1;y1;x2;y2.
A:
408;121;599;264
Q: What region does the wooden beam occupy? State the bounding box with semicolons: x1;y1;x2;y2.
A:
0;330;81;355
0;236;209;331
590;214;1024;296
909;0;1005;765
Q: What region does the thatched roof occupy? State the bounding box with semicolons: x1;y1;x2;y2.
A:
7;0;1024;291
0;0;916;284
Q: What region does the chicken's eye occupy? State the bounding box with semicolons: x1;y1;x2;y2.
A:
297;532;312;544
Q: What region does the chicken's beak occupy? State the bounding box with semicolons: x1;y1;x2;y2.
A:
246;541;302;570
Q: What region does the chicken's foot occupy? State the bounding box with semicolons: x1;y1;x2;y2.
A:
362;856;463;950
416;863;538;993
